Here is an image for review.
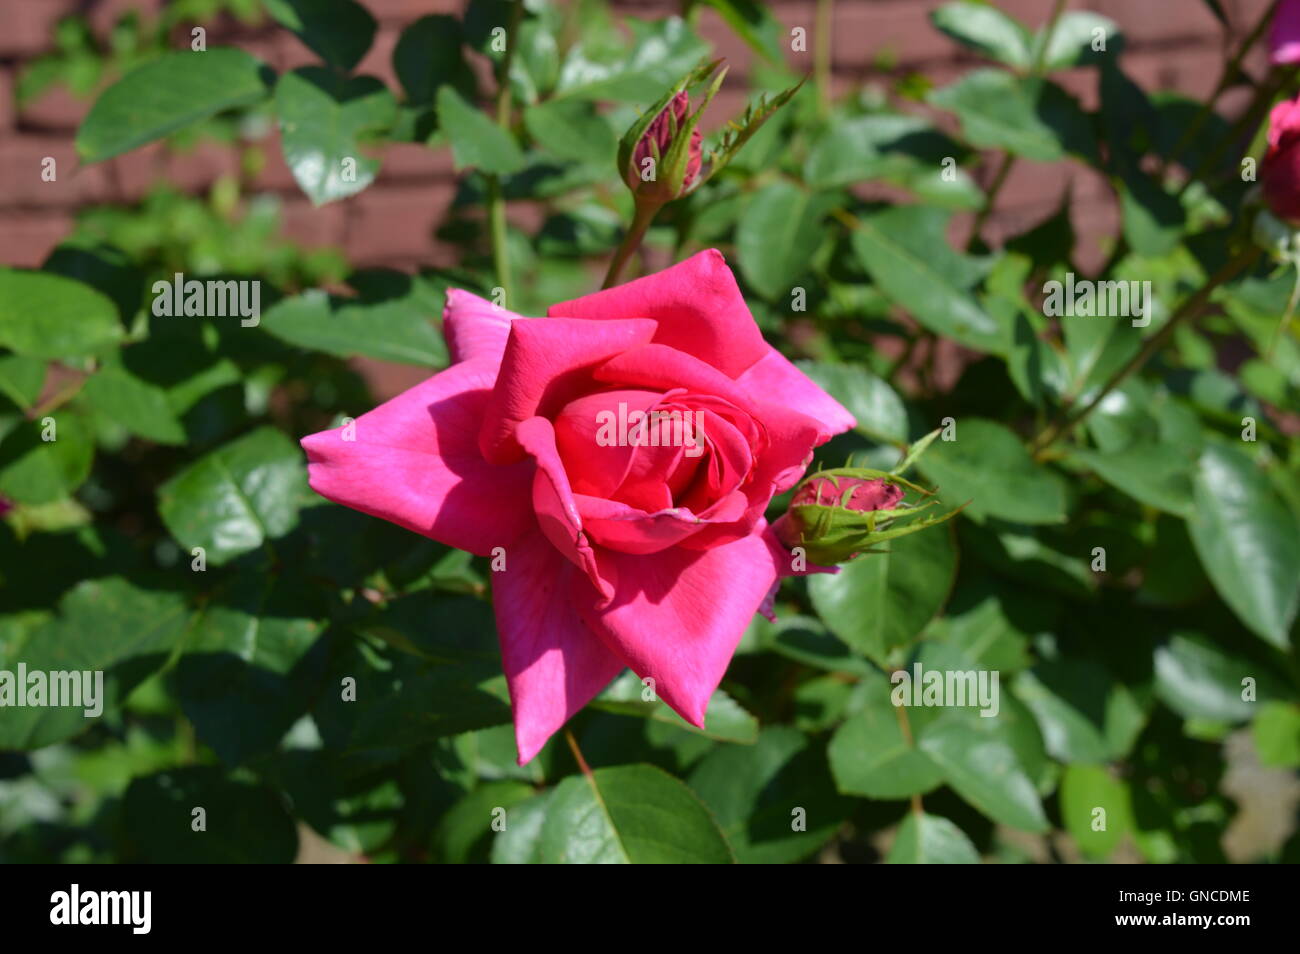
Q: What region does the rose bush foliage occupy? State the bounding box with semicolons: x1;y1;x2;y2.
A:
1;0;1299;864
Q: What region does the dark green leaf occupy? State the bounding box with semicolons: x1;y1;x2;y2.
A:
538;764;734;863
77;50;272;162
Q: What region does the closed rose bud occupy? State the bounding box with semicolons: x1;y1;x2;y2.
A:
773;472;906;564
1272;0;1300;64
1262;96;1300;222
624;91;703;203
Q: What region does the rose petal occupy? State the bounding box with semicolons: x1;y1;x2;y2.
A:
479;316;658;464
301;358;534;556
443;288;527;366
516;416;616;602
576;527;781;726
734;347;857;440
548;249;768;378
494;529;626;764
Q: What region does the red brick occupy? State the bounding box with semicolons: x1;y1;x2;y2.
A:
0;69;14;132
164;141;240;192
344;182;458;267
0;136;113;207
354;24;401;90
281;196;347;249
16;84;89;132
363;0;465;23
106;142;168;201
0;0;79;57
0;211;74;267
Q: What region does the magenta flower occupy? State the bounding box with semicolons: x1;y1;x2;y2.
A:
1272;0;1300;64
1263;95;1300;222
301;251;854;762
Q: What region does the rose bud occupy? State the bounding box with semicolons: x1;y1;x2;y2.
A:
1262;95;1300;223
1272;0;1300;64
623;91;704;204
773;468;962;565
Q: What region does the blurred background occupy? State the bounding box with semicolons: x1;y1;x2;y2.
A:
2;0;1296;865
2;0;1278;277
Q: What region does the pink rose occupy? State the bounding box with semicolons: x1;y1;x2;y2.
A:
1263;95;1300;222
1272;0;1300;64
301;251;854;762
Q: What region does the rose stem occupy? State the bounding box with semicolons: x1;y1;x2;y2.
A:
486;3;523;307
1030;244;1262;456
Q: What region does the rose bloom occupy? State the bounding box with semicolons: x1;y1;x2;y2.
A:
302;251;853;761
1272;0;1300;64
1263;95;1300;222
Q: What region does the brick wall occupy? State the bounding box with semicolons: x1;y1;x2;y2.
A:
0;0;1279;274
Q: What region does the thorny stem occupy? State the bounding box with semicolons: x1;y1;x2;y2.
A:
1162;0;1279;175
486;3;523;307
814;0;833;118
1031;244;1262;455
1178;66;1290;199
602;198;660;289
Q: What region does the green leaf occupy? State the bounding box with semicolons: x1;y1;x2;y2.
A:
1117;166;1185;257
1187;444;1300;648
918;717;1049;832
930;2;1032;67
851;206;1002;351
80;362;187;445
698;0;784;63
1059;764;1131;858
553;17;709;103
828;673;945;799
1154;632;1280;723
0;269;122;359
491;791;554;863
688;727;850;863
76;49;272;162
924;579;1043;674
928;69;1088;162
264;0;377;72
736;182;834;300
916;418;1069;524
394;14;475;105
0;412;93;505
437;85;525;175
590;670;758;743
1070;443;1195;518
437;780;537;863
123;767;298;863
1253;702;1300;769
0;577;190;750
174;570;327;766
886;811;980;863
276;68;397;205
0;354;45;411
803;115;961;189
523;98;616;164
260;278;448;367
809;521;957;664
796;360;908;443
157;426;309;566
1013;659;1146;764
538;764;734;863
1036;12;1121;71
